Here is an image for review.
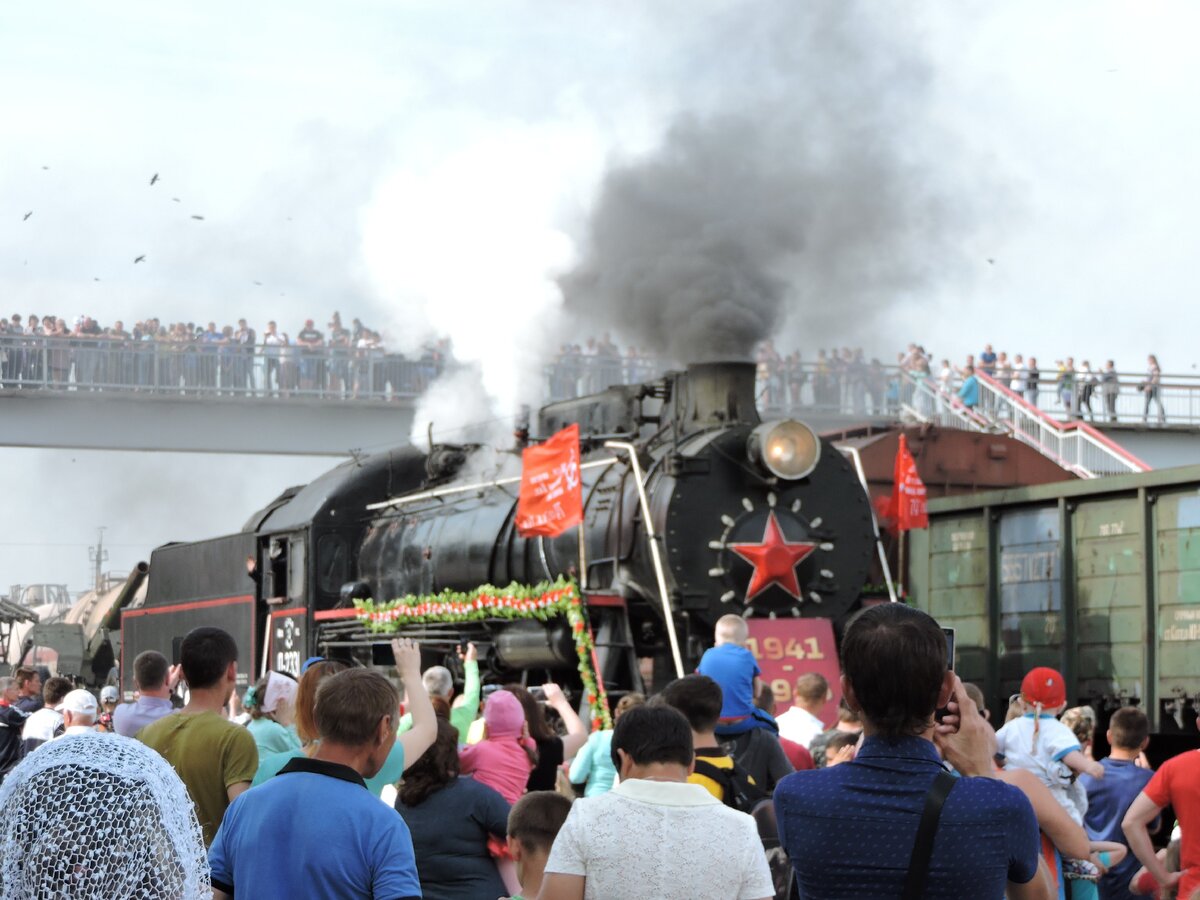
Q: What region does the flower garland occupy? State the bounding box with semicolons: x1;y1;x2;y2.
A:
354;578;612;730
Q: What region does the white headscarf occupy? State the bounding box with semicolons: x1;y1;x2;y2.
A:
261;670;298;714
0;733;210;899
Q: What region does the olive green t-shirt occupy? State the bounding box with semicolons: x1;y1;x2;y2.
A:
137;710;258;846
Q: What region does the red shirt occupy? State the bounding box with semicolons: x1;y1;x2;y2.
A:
1143;749;1200;898
780;737;814;771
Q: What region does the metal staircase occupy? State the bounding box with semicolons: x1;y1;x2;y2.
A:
897;371;1150;478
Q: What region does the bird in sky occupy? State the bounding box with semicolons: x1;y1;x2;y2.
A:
190;214;205;221
94;277;100;282
172;197;180;202
253;281;262;286
987;258;995;265
23;211;32;221
149;173;159;186
134;255;146;264
41;166;49;171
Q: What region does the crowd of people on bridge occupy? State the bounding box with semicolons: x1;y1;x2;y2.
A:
0;603;1195;899
0;311;450;398
751;342;1171;426
548;337;1173;427
2;311;1178;427
930;346;1168;426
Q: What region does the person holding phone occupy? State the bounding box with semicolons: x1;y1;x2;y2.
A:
773;603;1053;899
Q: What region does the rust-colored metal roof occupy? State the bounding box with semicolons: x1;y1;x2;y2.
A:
828;424;1078;499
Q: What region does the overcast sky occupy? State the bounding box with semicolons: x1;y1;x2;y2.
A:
2;1;1199;592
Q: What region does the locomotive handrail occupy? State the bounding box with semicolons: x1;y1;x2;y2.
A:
365;457;620;511
837;446;898;603
605;440;685;679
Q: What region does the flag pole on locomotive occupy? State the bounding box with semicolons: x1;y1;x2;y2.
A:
876;434;929;599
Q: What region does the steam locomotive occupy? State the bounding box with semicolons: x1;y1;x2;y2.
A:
118;362;877;697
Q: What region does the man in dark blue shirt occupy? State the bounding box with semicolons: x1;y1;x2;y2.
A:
774;603;1048;899
1081;707;1156;900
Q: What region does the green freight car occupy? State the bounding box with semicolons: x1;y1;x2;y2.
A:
908;463;1200;751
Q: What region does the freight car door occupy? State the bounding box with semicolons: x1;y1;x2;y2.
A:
1153;490;1200;725
1072;497;1145;707
997;507;1063;702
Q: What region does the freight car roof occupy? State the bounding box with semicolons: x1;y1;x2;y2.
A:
926;461;1200;514
243;446;427;534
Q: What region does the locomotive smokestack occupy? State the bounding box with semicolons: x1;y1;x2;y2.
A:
676;361;760;429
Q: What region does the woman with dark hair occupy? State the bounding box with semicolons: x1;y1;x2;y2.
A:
505;682;588;792
395;718;511;900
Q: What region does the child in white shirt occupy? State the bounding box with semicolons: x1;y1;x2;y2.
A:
996;666;1104;826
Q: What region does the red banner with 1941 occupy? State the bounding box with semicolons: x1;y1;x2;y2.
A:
745;617;841;725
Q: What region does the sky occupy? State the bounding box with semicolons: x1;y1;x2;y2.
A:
3;1;1200;592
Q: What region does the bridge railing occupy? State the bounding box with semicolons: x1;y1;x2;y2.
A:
896;369;1150;477
971;373;1151;476
2;336;1198;429
0;336;435;401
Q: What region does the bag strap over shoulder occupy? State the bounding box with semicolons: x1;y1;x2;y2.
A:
901;769;956;900
692;758;733;795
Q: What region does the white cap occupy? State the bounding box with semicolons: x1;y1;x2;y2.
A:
100;685;119;704
61;689;98;717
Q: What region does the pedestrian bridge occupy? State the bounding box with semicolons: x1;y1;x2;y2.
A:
0;389;418;456
1;338;1198;461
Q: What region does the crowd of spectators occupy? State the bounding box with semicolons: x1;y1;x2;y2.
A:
751;341;1172;426
0;311;450;398
549;337;1174;428
905;344;1169;426
545;335;661;399
1;313;1179;426
2;605;1195;899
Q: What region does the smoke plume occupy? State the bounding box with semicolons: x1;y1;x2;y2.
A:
559;4;969;362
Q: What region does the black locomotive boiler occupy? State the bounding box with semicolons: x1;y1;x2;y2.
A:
119;362;877;697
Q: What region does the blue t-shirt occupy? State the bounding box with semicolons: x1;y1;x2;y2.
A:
1081;757;1157;900
209;756;420;900
775;735;1040;899
697;644;760;720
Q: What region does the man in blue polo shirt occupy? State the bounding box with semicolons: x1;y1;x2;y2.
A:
210;640;434;900
1081;707;1156;900
774;603;1050;899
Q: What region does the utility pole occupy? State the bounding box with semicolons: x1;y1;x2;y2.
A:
88;527;108;593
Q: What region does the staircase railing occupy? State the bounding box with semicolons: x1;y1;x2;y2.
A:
896;370;1150;478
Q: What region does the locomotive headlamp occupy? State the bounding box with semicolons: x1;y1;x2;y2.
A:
748;420;821;480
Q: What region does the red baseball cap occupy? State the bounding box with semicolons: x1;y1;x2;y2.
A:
1021;667;1066;709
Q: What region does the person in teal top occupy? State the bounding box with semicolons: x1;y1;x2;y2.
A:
253;738;405;796
398;642;481;744
567;692;645;796
958;365;980;409
247;716;301;757
251;649;437;797
243;671;302;760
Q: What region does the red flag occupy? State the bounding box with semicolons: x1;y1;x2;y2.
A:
882;434;928;531
516;424;583;537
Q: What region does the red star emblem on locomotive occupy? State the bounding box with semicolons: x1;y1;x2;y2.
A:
729;511;817;601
